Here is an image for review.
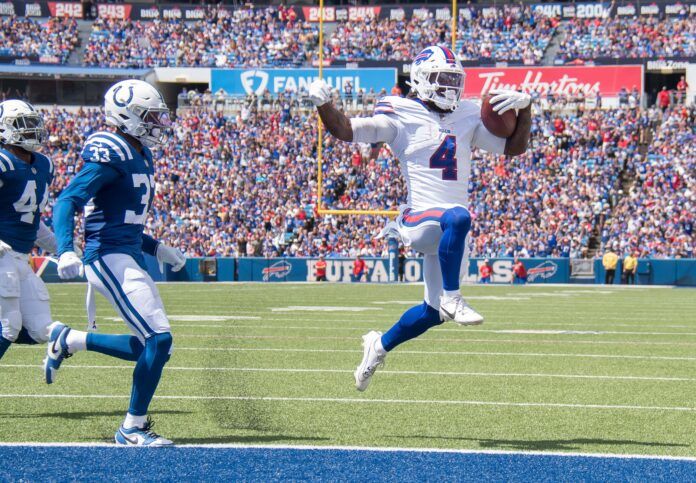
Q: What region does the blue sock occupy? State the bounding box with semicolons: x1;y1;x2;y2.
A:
0;336;11;360
129;332;173;416
439;206;472;291
381;302;443;352
15;327;38;345
87;333;144;362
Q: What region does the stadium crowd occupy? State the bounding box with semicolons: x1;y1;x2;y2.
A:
558;14;696;61
37;89;693;260
0;16;79;63
456;5;556;64
0;8;695;67
83;6;318;68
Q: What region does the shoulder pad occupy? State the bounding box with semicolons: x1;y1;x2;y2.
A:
81;132;134;165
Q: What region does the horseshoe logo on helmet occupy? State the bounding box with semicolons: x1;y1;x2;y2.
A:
113;86;134;107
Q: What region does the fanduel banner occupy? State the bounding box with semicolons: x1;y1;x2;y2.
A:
211;68;397;96
461;65;643;98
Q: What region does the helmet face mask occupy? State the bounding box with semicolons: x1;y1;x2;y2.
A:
104;80;170;148
409;46;466;112
0;101;47;152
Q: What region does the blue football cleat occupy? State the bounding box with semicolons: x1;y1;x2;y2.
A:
43;322;72;384
115;417;173;447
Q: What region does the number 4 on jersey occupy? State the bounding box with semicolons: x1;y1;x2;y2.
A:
430;135;457;181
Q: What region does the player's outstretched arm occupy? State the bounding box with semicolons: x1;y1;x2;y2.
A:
504;105;531;157
309;80;353;142
309;80;399;146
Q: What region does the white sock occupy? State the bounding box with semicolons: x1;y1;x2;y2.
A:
374;336;387;356
444;289;460;298
65;330;87;353
123;413;147;429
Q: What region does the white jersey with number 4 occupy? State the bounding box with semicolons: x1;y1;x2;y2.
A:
351;95;506;211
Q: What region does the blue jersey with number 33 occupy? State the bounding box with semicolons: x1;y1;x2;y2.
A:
0;147;54;254
55;131;155;266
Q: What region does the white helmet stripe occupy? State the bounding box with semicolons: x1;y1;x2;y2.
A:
99;132;134;160
0;152;14;171
88;136;127;161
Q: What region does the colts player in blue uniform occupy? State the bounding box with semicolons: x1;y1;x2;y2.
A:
47;80;186;446
0;100;62;359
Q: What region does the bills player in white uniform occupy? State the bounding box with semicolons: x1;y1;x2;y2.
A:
309;46;532;391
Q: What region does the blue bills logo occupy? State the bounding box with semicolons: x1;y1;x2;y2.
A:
262;260;292;281
414;48;434;65
527;261;558;282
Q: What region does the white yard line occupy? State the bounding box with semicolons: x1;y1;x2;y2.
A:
0;393;693;412
86;322;696;337
10;345;696;361
2;364;693;382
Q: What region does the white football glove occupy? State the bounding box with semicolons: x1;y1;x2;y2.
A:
489;89;531;115
308;79;332;107
57;251;84;280
0;240;11;257
156;244;186;272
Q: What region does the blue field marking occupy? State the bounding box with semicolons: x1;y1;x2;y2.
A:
1;445;695;482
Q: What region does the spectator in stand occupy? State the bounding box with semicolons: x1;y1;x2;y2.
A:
316;255;327;282
622;251;637;284
657;86;671;112
512;258;527;284
479;259;493;284
602;246;619;284
352;254;366;282
676;76;688;104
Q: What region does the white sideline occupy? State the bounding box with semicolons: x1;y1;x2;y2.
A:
12;345;696;361
2;364;693;382
0;442;694;463
0;393;694;412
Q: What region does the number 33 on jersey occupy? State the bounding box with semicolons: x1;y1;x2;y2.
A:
0;148;54;254
57;131;156;266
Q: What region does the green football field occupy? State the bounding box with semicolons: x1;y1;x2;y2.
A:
1;283;695;457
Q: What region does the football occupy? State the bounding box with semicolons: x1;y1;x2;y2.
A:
481;94;517;138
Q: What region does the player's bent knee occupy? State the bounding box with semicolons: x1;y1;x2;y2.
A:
149;332;173;363
441;206;471;234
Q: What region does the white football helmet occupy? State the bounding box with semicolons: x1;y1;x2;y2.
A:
104;80;170;148
0;100;47;152
409;46;466;111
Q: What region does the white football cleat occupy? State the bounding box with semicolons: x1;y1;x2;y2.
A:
439;294;484;325
115;417;173;447
354;331;386;392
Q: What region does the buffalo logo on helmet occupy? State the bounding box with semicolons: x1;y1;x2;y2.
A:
413;48;435;65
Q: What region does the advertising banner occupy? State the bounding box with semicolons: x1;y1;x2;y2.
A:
460;65;643;99
236;257;570;284
211;68;396;96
